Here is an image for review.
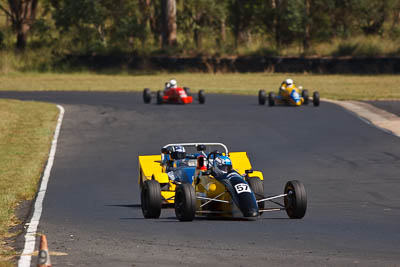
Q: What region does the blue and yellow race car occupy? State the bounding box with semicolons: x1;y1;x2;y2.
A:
258;79;320;107
138;143;307;221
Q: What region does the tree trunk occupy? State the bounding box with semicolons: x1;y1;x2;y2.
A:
161;0;177;48
1;0;39;51
274;0;282;49
232;0;242;47
16;24;29;50
220;18;226;42
303;0;311;53
194;12;202;49
139;0;152;46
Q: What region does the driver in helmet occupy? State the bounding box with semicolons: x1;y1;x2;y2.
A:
164;145;187;172
165;79;178;90
164;82;170;90
279;78;296;97
170;145;186;160
211;155;233;179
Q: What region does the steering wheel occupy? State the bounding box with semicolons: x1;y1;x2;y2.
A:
206;150;222;170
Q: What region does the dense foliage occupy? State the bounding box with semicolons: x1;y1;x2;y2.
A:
0;0;400;57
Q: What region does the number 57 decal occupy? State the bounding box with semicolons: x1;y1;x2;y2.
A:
234;183;251;194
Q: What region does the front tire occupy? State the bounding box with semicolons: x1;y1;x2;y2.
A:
141;180;162;219
313;91;320;107
284;180;307;219
198;90;206;104
258;90;266;105
302;89;309;105
247;177;264;211
268;92;276;106
174;183;196;221
143;88;151;104
157;90;164;105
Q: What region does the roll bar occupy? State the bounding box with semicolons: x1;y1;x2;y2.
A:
162;143;229;155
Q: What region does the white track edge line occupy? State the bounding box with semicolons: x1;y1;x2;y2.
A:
18;105;65;267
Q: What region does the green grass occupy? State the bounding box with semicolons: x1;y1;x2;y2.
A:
0;99;58;264
0;72;399;100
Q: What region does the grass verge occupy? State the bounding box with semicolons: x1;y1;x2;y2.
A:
0;99;58;264
0;72;399;100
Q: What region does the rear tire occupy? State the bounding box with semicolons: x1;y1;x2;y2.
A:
268;92;276;106
175;183;196;221
141;180;162;219
247;177;264;211
143;88;151;104
313;91;320;107
157;90;164;105
302;89;309;105
258;90;266;105
284;180;307;219
198;90;206;104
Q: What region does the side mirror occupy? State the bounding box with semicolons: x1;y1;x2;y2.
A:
245;169;253;174
161;147;169;154
196;144;206;151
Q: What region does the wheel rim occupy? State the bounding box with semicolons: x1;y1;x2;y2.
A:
285;188;296;217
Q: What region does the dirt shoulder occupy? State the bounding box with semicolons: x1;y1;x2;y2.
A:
324;99;400;137
365;101;400;117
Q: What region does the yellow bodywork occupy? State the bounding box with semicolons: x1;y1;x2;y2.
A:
138;152;263;205
280;83;304;106
229;152;263;180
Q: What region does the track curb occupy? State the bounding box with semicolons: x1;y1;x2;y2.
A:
18;105;65;267
324;99;400;138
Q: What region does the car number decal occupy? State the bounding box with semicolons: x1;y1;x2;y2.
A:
234;183;251;194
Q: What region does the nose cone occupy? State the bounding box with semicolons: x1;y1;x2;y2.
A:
243;209;259;218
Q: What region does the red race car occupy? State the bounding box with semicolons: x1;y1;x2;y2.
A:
143;80;205;105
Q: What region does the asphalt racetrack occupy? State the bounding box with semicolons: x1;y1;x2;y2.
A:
2;91;400;266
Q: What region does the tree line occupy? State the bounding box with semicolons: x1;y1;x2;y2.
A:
0;0;399;56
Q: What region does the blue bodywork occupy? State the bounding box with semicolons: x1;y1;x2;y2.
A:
163;154;197;184
290;89;302;105
172;165;196;183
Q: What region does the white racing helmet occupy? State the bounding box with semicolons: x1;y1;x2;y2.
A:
170;145;186;160
169;79;177;88
285;78;293;86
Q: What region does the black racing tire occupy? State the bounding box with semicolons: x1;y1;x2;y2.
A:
313;91;320;107
141;180;162;219
157;90;164;105
143;88;151;104
268;92;276;106
247;177;264;211
184;87;191;96
174;183;196;221
198;90;205;104
284;180;307;219
258;90;266;105
302;89;309;105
